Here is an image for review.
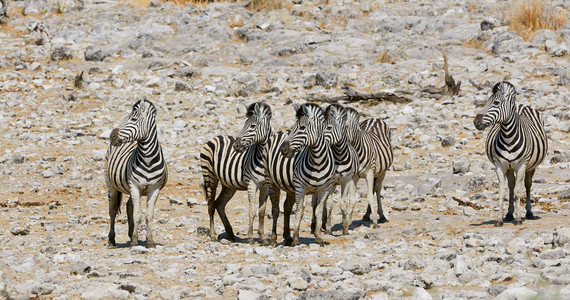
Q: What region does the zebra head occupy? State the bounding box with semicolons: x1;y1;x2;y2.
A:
345;107;361;145
111;100;157;146
234;102;272;153
324;104;348;147
280;103;326;158
474;81;516;130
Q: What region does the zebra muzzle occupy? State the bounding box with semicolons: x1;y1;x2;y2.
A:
110;128;123;146
473;114;487;130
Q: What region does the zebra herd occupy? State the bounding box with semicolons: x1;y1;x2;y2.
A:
104;81;548;247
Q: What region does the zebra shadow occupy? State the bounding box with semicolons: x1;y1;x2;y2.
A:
470;215;541;227
107;240;161;249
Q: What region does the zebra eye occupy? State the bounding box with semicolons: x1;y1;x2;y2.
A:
250;123;256;129
493;101;500;105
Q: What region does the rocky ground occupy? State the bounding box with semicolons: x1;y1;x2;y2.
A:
1;0;570;299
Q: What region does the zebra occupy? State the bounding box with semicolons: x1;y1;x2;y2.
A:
200;102;273;244
345;107;393;227
265;103;336;246
318;104;359;235
473;81;547;226
105;99;168;247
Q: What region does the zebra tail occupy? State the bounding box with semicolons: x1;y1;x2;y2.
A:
116;191;123;214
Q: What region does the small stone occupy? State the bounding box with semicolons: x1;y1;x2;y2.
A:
70;261;91;275
414;287;433;300
496;287;538;300
288;277;309;291
539;248;565;260
51;46;73;61
453;161;470;174
196;227;210;236
10;227;30;236
441;136;456;147
84;46;107;62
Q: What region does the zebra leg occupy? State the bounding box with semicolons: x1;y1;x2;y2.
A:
325;185;337;235
127;196;134;239
310;194;319;234
257;185;271;245
216;186;237;242
494;166;507;227
247;181;258;244
291;188;307;247
129;187;142;246
513;164;527;225
107;189;121;247
374;171;388;223
145;188;161;248
269;186;281;246
314;186;332;246
205;179;219;241
283;193;295;246
363;171;379;228
524;169;536;220
505;170;515;222
343;178;358;235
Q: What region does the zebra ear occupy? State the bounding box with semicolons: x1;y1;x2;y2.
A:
293;103;300;114
492;82;501;95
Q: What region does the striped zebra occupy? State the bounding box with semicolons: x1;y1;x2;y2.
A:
474;81;547;226
105;99;168;247
200;102;273;244
319;104;359;235
345;107;393;227
265;103;336;246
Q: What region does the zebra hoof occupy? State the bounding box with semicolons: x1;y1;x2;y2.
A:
247;238;255;245
525;211;536;220
494;221;503;227
342;229;349;236
514;220;523;226
373;224;380;229
291;238;300;247
146;241;156;248
108;238;116;247
379;216;388;224
362;215;371;222
315;237;324;246
505;213;514;222
324;229;332;235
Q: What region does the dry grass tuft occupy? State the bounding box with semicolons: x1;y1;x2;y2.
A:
376;49;396;64
506;0;567;41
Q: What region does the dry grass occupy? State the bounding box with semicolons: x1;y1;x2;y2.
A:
376;49;396;64
130;0;281;10
506;0;567;41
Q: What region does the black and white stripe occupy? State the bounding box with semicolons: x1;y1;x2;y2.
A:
200;102;272;243
105;99;168;247
474;81;547;226
265;103;336;246
345;107;393;227
320;104;359;235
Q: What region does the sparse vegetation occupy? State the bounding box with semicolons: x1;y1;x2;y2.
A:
376;49;396;64
506;0;567;41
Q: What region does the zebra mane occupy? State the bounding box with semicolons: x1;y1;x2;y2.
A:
325;104;347;122
246;102;272;120
295;103;323;120
345;106;360;121
492;81;516;98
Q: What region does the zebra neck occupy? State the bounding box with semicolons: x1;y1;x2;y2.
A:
308;136;332;163
331;140;350;160
498;111;523;145
136;126;162;163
